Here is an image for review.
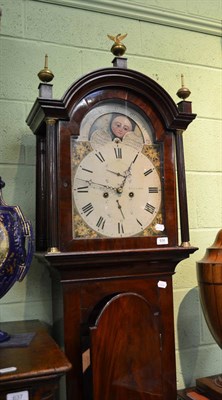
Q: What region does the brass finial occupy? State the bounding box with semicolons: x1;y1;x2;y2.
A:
38;54;54;83
176;74;191;100
107;33;127;56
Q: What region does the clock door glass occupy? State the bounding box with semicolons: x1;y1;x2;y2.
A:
71;101;164;239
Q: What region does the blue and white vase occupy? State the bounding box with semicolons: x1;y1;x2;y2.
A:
0;177;34;341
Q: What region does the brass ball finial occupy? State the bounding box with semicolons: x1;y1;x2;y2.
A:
38;54;54;83
176;74;191;100
107;33;127;56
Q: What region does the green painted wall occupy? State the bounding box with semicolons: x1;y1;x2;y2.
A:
0;0;221;391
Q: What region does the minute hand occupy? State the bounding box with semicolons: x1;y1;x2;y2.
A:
118;154;138;190
124;153;139;175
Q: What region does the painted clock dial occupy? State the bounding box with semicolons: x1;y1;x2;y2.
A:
71;101;164;239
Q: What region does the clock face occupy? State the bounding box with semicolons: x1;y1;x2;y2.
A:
73;139;161;238
71;101;164;239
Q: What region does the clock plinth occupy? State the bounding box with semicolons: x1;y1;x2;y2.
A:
27;58;197;400
38;82;53;98
177;100;193;114
112;56;127;68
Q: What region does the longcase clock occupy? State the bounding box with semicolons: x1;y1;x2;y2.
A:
26;49;197;400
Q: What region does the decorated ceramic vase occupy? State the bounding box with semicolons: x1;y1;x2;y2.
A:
0;177;34;341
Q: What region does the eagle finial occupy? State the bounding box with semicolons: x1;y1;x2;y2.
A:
107;33;127;56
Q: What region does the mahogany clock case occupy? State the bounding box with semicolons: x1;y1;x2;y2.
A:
26;61;197;400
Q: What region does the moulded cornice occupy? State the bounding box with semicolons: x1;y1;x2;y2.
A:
37;0;222;37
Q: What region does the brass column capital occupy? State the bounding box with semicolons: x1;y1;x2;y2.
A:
45;117;57;126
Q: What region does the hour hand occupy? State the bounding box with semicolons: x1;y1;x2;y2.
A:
107;169;125;178
76;178;117;191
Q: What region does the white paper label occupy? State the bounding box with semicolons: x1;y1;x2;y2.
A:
0;367;17;374
158;280;167;289
7;391;29;400
157;237;168;245
155;224;165;232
